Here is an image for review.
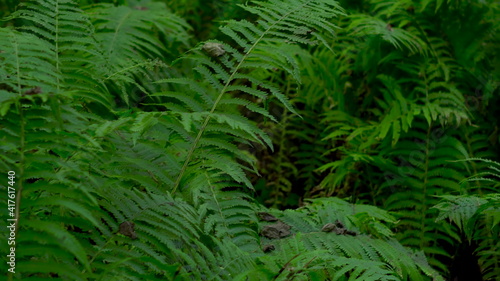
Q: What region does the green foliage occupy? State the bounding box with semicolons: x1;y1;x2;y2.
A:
248;0;499;279
162;0;248;41
0;0;497;280
85;1;191;106
246;197;443;280
159;0;346;196
433;158;500;280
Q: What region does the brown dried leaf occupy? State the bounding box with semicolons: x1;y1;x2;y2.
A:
119;221;138;240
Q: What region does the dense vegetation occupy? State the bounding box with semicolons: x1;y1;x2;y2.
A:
0;0;498;280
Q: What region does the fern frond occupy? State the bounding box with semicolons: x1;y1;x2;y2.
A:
433;192;499;280
167;0;345;194
5;0;112;109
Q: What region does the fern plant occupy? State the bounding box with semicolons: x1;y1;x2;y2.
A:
0;0;483;280
85;1;191;107
155;0;346;197
246;0;498;279
0;0;192;279
242;197;444;280
433;158;500;280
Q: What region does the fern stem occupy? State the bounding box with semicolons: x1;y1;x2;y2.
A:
172;1;314;194
105;60;158;81
205;171;229;232
272;78;291;205
272;253;301;280
82;235;117;275
419;123;431;250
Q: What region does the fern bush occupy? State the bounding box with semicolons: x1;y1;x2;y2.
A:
433;158;500;280
0;0;444;280
242;197;443;280
247;0;499;279
1;0;497;280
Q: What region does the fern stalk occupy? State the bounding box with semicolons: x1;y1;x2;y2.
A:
419;123;432;250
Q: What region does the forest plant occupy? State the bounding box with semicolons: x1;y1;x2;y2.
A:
0;0;439;280
242;197;444;280
1;0;493;280
433;158;500;280
248;0;499;279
